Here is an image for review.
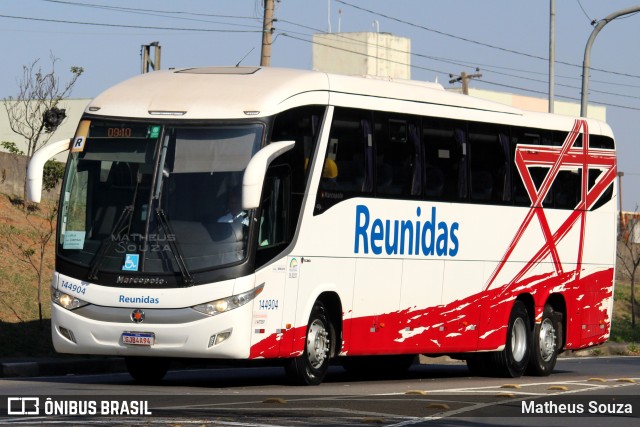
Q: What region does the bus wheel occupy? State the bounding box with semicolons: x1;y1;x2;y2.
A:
285;301;333;385
490;301;531;378
527;305;561;376
125;357;170;383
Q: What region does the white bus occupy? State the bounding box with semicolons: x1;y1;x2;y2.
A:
28;67;617;385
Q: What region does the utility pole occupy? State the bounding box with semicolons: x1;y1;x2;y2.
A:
449;69;482;95
618;171;625;232
549;0;555;113
580;6;640;117
141;42;161;73
261;0;275;66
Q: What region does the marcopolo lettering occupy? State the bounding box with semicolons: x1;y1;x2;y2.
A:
354;205;459;257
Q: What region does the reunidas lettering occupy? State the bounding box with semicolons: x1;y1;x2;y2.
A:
354;205;459;257
118;295;160;304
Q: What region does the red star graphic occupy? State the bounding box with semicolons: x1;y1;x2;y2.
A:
486;119;617;290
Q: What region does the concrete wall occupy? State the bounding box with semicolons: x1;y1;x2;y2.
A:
0;151;61;201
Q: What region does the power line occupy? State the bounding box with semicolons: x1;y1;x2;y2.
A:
282;32;640;112
576;0;595;24
0;13;263;33
276;19;640;101
334;0;640;80
40;0;259;21
281;33;450;75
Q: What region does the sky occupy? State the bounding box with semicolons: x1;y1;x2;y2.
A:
1;0;639;210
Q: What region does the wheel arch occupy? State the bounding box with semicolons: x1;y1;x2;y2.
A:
544;293;567;349
316;291;342;358
515;293;535;331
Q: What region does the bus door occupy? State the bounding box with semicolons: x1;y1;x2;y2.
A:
250;166;291;358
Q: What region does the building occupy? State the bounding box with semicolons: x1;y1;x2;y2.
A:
313;32;411;79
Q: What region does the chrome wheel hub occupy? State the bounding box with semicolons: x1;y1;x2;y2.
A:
307;319;330;369
538;318;557;362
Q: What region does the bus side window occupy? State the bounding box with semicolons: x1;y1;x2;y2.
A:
256;166;291;268
422;118;467;202
468;123;510;204
511;128;552;207
314;108;373;215
374;114;422;198
551;169;580;209
271;105;325;237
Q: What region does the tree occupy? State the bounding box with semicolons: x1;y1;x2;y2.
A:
3;54;83;200
617;211;640;328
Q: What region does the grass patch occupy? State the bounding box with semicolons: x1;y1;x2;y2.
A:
611;281;640;344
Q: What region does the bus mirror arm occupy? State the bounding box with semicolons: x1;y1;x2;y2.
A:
27;138;72;203
242;140;295;209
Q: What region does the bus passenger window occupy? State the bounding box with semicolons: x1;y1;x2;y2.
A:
314;108;373;214
551;169;580;209
468;123;510;204
422;118;467;202
374;115;421;198
511;127;552;207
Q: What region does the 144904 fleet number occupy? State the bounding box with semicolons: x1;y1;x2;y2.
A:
259;299;278;310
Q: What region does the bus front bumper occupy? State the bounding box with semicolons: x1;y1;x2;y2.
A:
50;302;253;359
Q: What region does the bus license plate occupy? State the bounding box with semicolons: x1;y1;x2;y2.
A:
122;332;155;346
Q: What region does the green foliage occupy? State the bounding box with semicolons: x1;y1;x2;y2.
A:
43;160;65;192
611;281;640;344
1;141;24;155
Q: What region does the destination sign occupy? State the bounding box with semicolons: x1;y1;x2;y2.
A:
88;123;160;139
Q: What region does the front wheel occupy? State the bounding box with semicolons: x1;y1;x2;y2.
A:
490;301;531;378
285;301;334;385
527;304;562;376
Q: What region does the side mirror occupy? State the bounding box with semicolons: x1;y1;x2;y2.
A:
242;140;295;209
27;138;72;203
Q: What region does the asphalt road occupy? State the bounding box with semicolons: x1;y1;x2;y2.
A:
1;356;638;426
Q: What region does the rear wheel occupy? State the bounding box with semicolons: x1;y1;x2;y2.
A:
125;357;170;383
490;301;531;378
285;301;334;385
527;304;562;376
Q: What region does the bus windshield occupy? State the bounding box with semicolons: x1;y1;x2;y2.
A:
58;119;263;281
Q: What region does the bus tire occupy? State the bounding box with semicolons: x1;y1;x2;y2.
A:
125;356;170;383
527;304;561;376
490;301;531;378
285;301;333;385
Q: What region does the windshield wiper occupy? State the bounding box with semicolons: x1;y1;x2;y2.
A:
88;205;133;281
88;169;142;281
155;208;194;286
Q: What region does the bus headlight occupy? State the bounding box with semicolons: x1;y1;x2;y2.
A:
192;283;264;316
51;287;89;310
